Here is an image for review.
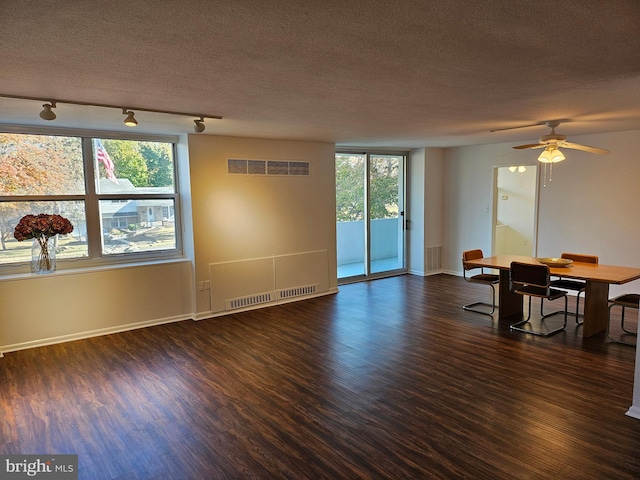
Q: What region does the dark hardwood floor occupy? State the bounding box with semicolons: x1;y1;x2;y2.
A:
1;273;639;479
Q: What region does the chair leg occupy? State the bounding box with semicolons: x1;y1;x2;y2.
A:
463;284;496;317
574;292;584;326
511;296;568;337
608;304;637;346
620;306;638;335
542;292;583;325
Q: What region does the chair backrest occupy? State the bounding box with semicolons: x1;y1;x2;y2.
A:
462;249;484;271
561;252;598;264
510;261;551;296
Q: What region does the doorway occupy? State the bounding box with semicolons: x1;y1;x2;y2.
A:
493;165;538;256
336;151;406;281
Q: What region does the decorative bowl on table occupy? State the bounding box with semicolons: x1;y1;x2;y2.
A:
537;257;573;267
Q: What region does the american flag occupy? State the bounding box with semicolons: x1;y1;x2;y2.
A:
95;139;118;184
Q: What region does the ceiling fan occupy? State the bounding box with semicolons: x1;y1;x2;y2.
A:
492;120;609;162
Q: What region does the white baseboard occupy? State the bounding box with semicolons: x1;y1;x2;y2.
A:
408;269;448;276
0;314;194;355
626;405;640;420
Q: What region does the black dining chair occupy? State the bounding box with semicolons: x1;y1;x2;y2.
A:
509;261;568;337
462;249;499;317
540;252;598;326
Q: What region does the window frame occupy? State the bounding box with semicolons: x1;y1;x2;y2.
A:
0;125;183;274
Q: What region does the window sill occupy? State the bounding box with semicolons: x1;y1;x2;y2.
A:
0;257;191;283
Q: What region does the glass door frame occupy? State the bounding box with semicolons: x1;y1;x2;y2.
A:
336;149;408;284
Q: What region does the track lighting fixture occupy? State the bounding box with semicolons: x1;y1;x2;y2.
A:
0;93;222;132
193;117;205;133
122;109;138;127
39;102;57;121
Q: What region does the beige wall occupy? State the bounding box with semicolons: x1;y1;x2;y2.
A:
187;135;338;317
0;260;193;352
0;134;338;353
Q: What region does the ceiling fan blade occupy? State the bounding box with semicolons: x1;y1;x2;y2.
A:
489;118;571;133
512;143;545;150
489;122;546;133
560;141;610;155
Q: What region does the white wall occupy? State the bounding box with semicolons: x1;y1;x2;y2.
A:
408;147;444;275
443;129;640;297
187;135;338;318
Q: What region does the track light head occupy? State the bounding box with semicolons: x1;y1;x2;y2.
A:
122;109;138;127
193;117;205;133
39;102;57;121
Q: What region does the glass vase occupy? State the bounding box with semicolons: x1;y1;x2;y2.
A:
31;236;56;274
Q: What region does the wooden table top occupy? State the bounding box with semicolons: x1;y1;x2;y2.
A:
465;255;640;285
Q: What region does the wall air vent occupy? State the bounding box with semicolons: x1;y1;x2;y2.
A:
277;284;317;299
426;246;442;271
228;159;310;176
225;292;275;311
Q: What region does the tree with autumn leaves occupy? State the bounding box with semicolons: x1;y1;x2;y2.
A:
0;134;83;250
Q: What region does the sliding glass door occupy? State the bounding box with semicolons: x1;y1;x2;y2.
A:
336;151;406;281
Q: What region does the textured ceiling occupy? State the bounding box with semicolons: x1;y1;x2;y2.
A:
2;0;640;148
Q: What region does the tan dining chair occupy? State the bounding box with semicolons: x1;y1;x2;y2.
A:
509;261;568;337
540;252;598;326
607;294;639;346
462;249;499;317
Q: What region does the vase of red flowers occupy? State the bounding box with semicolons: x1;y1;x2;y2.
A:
13;214;74;274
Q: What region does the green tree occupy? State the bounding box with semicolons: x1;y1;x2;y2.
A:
369;155;399;220
140;142;173;187
335;154;365;222
335;154;399;222
102;140;149;186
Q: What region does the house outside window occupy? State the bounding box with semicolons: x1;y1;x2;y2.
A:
0;131;181;271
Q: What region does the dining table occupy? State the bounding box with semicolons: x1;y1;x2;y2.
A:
463;254;640;337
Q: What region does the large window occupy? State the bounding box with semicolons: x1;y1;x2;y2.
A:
0;131;180;271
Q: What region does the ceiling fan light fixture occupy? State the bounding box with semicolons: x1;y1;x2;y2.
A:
538;146;565;163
